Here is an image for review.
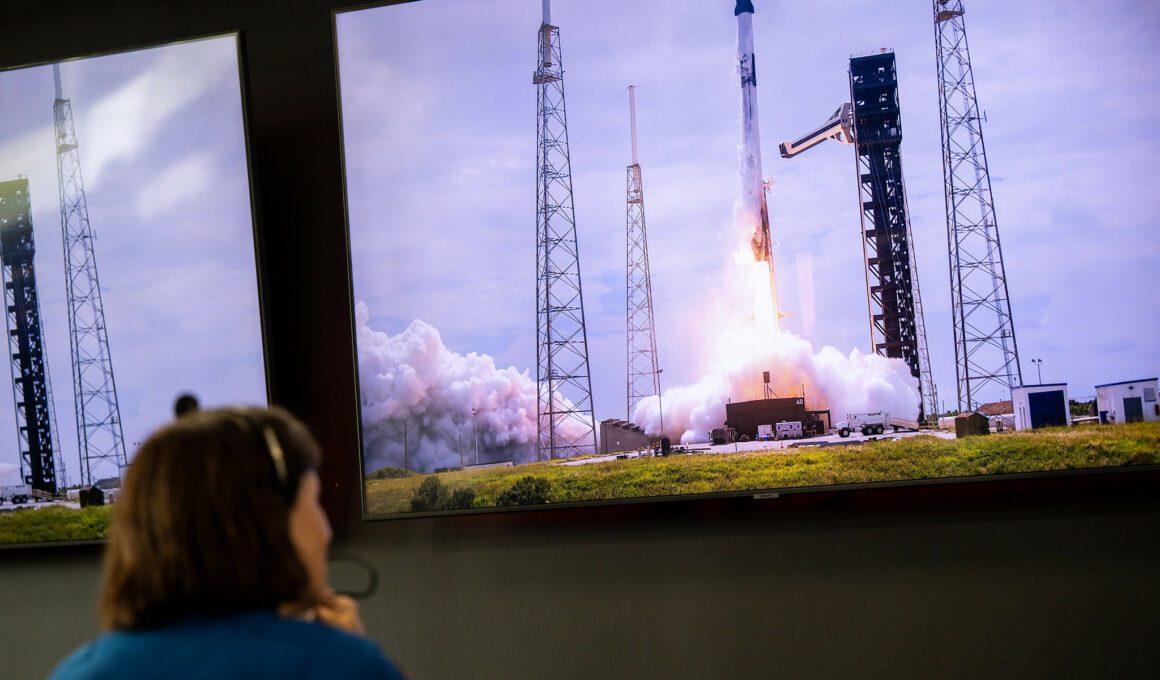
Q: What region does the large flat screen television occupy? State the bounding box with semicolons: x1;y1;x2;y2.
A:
336;0;1159;518
0;34;268;546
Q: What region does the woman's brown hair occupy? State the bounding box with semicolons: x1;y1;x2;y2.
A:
99;406;321;629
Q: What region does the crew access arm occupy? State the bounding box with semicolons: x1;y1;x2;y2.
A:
778;103;853;158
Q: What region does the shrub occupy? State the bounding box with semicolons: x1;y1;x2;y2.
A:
496;476;552;506
366;466;413;481
448;488;477;510
409;476;476;512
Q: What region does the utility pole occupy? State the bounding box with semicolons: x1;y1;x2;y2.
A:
472;408;479;465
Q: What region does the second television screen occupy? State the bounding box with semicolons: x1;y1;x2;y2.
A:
338;1;1159;518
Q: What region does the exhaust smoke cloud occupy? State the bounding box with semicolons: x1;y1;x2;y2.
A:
355;302;589;474
631;323;920;444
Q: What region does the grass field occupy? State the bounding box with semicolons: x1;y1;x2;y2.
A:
3;424;1156;542
364;422;1160;515
0;505;112;546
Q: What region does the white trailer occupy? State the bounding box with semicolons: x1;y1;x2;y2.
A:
775;421;803;440
757;424;774;441
0;484;51;504
834;412;920;437
889;416;920;432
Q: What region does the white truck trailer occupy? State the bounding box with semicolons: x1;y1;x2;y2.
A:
0;484;51;504
775;421;803;440
835;412;920;437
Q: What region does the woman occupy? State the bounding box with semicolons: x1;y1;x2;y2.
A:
51;406;404;679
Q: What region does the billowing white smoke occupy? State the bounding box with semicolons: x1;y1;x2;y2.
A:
631;323;920;444
355;302;588;473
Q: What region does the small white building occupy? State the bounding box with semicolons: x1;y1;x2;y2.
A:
1012;384;1071;431
1095;378;1160;424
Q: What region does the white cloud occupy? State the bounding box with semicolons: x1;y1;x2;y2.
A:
73;39;235;188
134;152;215;220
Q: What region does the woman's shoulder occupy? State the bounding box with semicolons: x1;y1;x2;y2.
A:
252;613;405;677
50;612;404;679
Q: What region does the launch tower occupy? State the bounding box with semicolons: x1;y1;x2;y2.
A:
0;178;60;496
624;86;661;424
53;64;127;484
533;1;597;459
849;51;936;421
933;0;1021;410
780;53;939;421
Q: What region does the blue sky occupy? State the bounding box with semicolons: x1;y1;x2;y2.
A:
338;0;1159;431
0;36;267;486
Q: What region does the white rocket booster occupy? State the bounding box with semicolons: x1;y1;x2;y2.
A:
735;0;780;328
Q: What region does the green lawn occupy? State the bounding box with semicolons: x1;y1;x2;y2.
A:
5;424;1155;542
365;422;1160;515
0;505;112;546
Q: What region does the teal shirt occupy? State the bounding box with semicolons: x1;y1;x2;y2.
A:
49;611;404;679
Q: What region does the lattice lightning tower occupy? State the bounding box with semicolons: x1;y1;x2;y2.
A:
624;86;661;422
53;64;127;485
933;1;1021;411
533;1;597;460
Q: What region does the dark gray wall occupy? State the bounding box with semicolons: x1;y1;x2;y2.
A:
4;488;1159;679
2;1;1158;678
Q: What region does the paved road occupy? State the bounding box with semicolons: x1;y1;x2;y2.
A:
558;429;956;466
699;427;955;454
0;500;81;511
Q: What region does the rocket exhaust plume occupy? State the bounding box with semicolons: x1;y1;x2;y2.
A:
734;0;779;331
354;303;591;474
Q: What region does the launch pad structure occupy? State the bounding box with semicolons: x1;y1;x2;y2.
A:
777;51;938;422
533;1;598;460
849;51;937;422
775;0;1023;418
0;178;60;496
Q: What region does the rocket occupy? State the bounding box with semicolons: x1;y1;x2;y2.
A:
735;0;780;326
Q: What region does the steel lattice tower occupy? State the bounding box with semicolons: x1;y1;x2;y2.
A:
849;51;936;422
933;1;1021;411
533;2;597;460
624;86;661;421
902;190;939;421
53;65;127;485
0;178;60;495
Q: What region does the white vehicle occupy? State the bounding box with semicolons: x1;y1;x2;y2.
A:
834;411;919;438
0;484;51;505
757;424;774;441
775;421;803;440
